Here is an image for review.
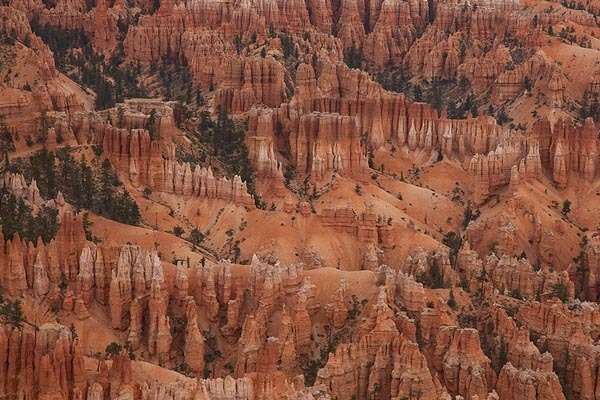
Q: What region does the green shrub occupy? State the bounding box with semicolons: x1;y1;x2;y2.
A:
105;342;123;357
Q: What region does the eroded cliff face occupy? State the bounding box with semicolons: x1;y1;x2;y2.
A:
45;100;257;206
2;1;600;400
0;6;90;140
13;0;597;192
239;58;599;195
3;162;600;400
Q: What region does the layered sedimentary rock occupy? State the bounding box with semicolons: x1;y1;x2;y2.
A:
382;267;425;313
431;326;496;399
319;206;380;244
404;0;545;89
317;289;438;400
317;335;438;400
464;113;599;199
483;305;556;373
160;145;255;206
68;0;600;200
91;0;118;55
288;61;541;195
109;244;164;329
60;102;257;206
147;279;172;363
574;234;600;301
245;108;283;178
458;246;575;301
0;314;330;400
496;363;565;400
0;185;86;297
289;112;366;178
184;299;205;374
513;299;600;399
401;248;457;288
3;1;600;400
0;7;87;135
123;2;291;113
0;323;85;400
85;118;163;187
532;117;599;188
468;137;542;203
120;0;423;68
246;105;368;180
214;57;288;113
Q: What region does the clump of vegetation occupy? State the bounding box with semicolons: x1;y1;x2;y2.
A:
510;288;524;300
0;116;15;160
301;357;322;386
376;72;478;118
174;362;195;378
145;109;160;140
343;43;363;69
551;282;569;303
447;289;457;309
142;187;152;199
195;110;263;207
279;33;297;60
31;22;147;110
188;228;205;247
283;164;297;186
496;110;513;126
0;293;24;328
0;186;59;243
462;202;480;229
497;339;509;372
416;258;447;289
347;295;366;320
154;56;200;103
203;330;223;378
561;199;572;216
443;231;463;266
82;212;101;243
9;149;140;225
105;342;123;357
376;67;410;93
580;90;600;122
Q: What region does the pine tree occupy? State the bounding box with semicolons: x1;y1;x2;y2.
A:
413;84;423;101
0;298;24;328
0;116;14;162
189;228;205;247
146;109;160;140
343;44;363;69
430;79;443;113
95;79;115;110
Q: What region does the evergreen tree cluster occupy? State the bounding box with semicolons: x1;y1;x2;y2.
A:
376;67;410;93
0;293;24;328
415;258;447;289
105;342;123;357
0;186;59;243
0;116;15;159
278;33;297;60
580;90;600;123
30;21;146;110
343;44;363;69
447;93;478;119
196;110;262;207
560;0;586;9
154;56;200;104
375;71;479;118
9;149;141;225
146;109;160;140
